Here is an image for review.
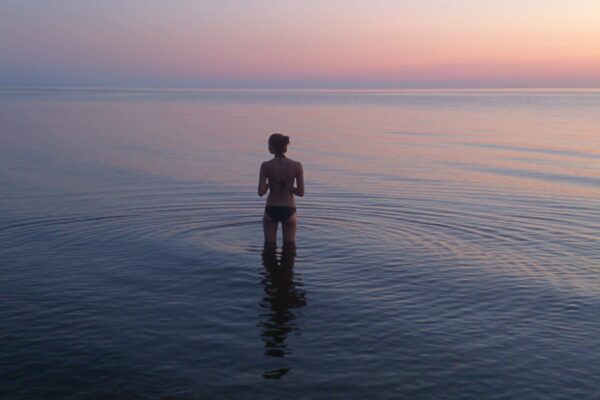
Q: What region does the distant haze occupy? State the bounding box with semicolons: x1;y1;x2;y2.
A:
2;0;600;88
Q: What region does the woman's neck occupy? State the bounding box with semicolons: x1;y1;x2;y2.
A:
274;153;285;159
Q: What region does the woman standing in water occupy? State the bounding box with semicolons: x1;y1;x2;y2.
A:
258;133;304;249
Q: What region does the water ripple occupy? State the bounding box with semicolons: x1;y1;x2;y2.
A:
2;182;597;296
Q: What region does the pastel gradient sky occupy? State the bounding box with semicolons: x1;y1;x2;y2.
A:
1;0;600;88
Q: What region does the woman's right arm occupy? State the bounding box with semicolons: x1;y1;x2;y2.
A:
292;162;304;197
258;162;269;196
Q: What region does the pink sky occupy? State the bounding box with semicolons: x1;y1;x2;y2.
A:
1;1;599;87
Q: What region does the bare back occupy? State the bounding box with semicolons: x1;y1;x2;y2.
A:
258;156;304;207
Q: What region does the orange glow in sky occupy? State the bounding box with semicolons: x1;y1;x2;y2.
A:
1;1;599;87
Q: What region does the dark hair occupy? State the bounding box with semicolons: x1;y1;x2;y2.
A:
268;133;290;154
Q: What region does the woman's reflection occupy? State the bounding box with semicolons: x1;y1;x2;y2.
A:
259;245;307;379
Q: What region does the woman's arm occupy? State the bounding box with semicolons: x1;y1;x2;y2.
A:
258;162;269;196
292;162;304;197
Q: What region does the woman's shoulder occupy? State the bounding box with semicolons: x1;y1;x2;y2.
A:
292;159;303;171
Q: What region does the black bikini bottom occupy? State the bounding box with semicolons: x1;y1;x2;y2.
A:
265;206;296;223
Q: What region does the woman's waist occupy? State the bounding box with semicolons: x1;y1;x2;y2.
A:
265;196;296;208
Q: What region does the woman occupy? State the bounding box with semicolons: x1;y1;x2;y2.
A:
258;133;304;249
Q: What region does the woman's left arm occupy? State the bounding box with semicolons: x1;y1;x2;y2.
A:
258;162;269;196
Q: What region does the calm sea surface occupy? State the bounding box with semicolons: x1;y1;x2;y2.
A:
1;88;599;399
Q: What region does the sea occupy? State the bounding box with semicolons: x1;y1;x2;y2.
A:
1;88;599;399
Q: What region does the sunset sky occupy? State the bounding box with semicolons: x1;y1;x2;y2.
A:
1;0;600;88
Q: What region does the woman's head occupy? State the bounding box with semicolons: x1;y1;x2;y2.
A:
268;133;290;155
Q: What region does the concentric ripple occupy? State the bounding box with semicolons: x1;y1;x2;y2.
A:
2;180;597;295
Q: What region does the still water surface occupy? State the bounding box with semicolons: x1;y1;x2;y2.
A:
1;89;599;399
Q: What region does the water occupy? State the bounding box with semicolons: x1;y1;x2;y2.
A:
1;88;599;399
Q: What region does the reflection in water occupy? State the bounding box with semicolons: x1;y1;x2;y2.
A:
259;246;307;379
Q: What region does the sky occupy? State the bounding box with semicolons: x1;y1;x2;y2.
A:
1;0;600;88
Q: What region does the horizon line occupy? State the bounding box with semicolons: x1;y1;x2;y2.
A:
2;85;600;92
